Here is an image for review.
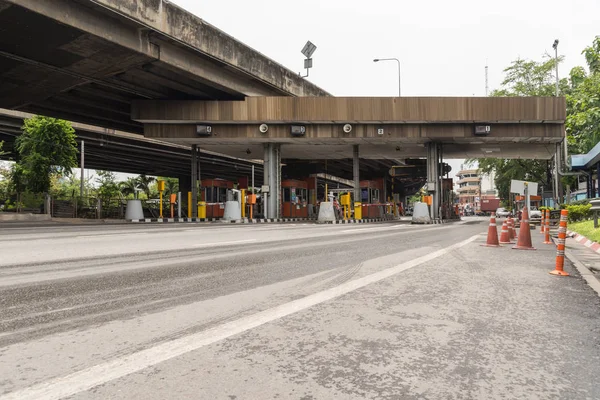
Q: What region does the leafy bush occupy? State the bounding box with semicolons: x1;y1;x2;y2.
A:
566;203;592;222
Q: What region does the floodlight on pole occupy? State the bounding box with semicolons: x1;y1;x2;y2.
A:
299;41;317;78
373;58;401;96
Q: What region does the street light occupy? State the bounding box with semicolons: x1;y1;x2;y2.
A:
552;39;559;96
373;58;401;96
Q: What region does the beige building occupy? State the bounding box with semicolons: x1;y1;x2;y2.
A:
456;166;497;209
456;168;481;205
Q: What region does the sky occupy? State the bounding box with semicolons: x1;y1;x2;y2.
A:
170;0;599;179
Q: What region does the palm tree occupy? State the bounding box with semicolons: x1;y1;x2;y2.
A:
120;177;139;199
164;179;179;198
136;174;155;199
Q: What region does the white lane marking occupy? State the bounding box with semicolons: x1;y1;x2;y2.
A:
0;234;479;400
340;225;409;233
189;239;257;248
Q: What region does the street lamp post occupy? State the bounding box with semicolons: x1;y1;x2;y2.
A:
373;58;401;96
552;39;559;96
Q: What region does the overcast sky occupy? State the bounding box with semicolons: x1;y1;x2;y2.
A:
171;0;598;98
169;0;598;178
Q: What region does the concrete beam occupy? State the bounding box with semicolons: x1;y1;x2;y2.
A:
132;97;566;124
142;122;564;143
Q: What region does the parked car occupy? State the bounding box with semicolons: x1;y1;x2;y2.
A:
529;207;542;222
495;207;511;218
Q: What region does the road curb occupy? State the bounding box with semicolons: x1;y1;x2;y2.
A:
564;247;600;298
566;230;600;254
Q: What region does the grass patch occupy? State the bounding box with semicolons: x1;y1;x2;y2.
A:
568;219;600;242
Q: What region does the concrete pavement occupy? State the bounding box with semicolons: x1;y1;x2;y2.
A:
1;220;599;399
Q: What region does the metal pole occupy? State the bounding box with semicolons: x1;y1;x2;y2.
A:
353;145;360;205
373;58;401;96
396;59;401;97
252;165;255;194
554;44;559;97
80;140;84;199
191;144;198;218
178;192;181;218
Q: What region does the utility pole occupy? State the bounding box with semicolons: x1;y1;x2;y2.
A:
485;63;489;96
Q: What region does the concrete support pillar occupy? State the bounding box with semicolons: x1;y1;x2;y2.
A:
178;175;191;197
191;144;198;218
353;145;360;204
264;143;281;219
426;142;440;219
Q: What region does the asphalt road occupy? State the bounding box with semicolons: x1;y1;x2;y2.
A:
1;219;599;399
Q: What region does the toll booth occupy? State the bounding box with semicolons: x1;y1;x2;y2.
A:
201;179;234;218
282;179;308;218
360;180;384;219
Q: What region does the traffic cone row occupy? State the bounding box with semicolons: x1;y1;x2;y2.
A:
483;207;570;277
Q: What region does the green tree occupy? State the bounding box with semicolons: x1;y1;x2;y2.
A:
136;174;155;198
51;174;94;199
470;49;580;200
566;36;600;154
490;55;567;97
96;170;120;202
120;177;140;199
159;177;179;198
15;116;78;194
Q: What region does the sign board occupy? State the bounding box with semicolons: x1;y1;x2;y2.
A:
196;125;212;136
377;128;384;136
474;125;491;135
261;185;270;193
301;41;317;58
510;180;538;195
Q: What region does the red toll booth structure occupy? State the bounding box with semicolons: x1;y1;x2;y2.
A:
281;179;308;218
201;179;234;218
360;179;384;219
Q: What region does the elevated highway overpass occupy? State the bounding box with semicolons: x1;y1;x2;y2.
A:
0;0;329;133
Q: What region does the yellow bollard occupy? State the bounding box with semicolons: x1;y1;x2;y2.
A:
241;189;246;218
354;202;362;220
188;192;192;218
197;201;207;219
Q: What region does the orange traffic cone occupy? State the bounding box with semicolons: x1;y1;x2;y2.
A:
543;209;552;245
540;211;545;234
507;217;516;240
513;206;536;250
482;213;500;247
550;209;569;276
499;220;512;244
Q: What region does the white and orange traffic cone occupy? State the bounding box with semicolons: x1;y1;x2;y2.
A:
540;211;545;234
550;209;569;276
507;217;516;241
543;209;552;245
499;220;512;244
482;212;500;247
513;206;536;250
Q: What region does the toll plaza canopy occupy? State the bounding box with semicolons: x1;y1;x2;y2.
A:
132;96;566;160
